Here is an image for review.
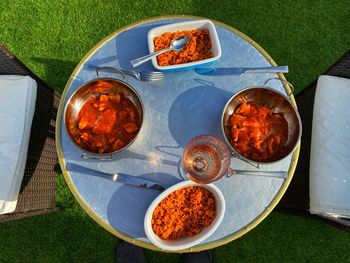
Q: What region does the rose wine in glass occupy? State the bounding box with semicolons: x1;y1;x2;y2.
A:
181;135;231;184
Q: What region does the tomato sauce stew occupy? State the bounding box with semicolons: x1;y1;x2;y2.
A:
68;93;140;154
230;102;288;161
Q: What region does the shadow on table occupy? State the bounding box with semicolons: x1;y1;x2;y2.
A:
66;162;180;238
168;79;233;148
81;23;160;72
106;172;180;238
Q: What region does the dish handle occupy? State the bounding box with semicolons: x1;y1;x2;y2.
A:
96;66;126;81
263;77;294;97
230;152;260;169
81;152;114;161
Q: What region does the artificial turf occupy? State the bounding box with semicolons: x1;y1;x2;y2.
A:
0;0;349;262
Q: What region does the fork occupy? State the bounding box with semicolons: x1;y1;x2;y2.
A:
96;66;164;81
120;68;165;81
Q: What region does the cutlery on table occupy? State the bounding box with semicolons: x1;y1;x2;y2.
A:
195;66;289;76
66;162;165;192
95;66;165;81
118;68;164;81
228;169;287;179
85;64;165;81
130;35;190;67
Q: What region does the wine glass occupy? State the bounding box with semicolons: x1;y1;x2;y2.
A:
179;135;231;184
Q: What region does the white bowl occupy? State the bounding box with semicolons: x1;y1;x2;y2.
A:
147;20;222;72
144;180;225;251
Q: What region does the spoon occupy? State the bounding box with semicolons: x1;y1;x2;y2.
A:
130;35;190;68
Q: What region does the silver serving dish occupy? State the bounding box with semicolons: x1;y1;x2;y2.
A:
64;67;144;160
222;79;302;165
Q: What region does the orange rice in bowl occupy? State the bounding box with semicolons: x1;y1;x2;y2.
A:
147;20;222;72
152;185;216;240
144;181;225;251
154;29;214;67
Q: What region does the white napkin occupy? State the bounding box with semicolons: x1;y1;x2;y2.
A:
0;75;37;214
309;75;350;218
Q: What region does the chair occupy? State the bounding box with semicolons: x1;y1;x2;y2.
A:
277;50;350;231
0;44;61;222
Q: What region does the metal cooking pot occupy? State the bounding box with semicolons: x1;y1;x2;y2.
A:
221;78;302;166
64;67;144;160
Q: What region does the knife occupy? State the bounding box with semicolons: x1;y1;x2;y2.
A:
195;66;288;76
66;162;165;192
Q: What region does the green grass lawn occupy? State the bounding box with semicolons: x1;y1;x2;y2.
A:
1;0;350;262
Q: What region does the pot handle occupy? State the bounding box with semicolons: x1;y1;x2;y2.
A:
263;77;294;96
81;152;113;161
96;66;126;81
230;152;260;169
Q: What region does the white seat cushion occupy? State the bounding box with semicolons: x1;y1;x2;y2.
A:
0;75;37;214
309;75;350;218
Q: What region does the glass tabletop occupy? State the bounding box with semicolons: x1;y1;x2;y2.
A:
56;15;300;252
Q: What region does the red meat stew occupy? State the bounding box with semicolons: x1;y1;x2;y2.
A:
67;93;140;154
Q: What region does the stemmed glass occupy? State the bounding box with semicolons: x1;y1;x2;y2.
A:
179;135;231;184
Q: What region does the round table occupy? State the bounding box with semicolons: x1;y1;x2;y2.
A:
56;15;300;252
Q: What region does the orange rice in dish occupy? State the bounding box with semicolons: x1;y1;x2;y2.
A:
151;186;216;240
153;30;214;66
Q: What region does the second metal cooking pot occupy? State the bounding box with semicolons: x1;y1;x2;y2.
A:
221;78;302;166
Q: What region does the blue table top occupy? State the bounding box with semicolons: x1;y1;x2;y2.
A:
56;16;298;252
